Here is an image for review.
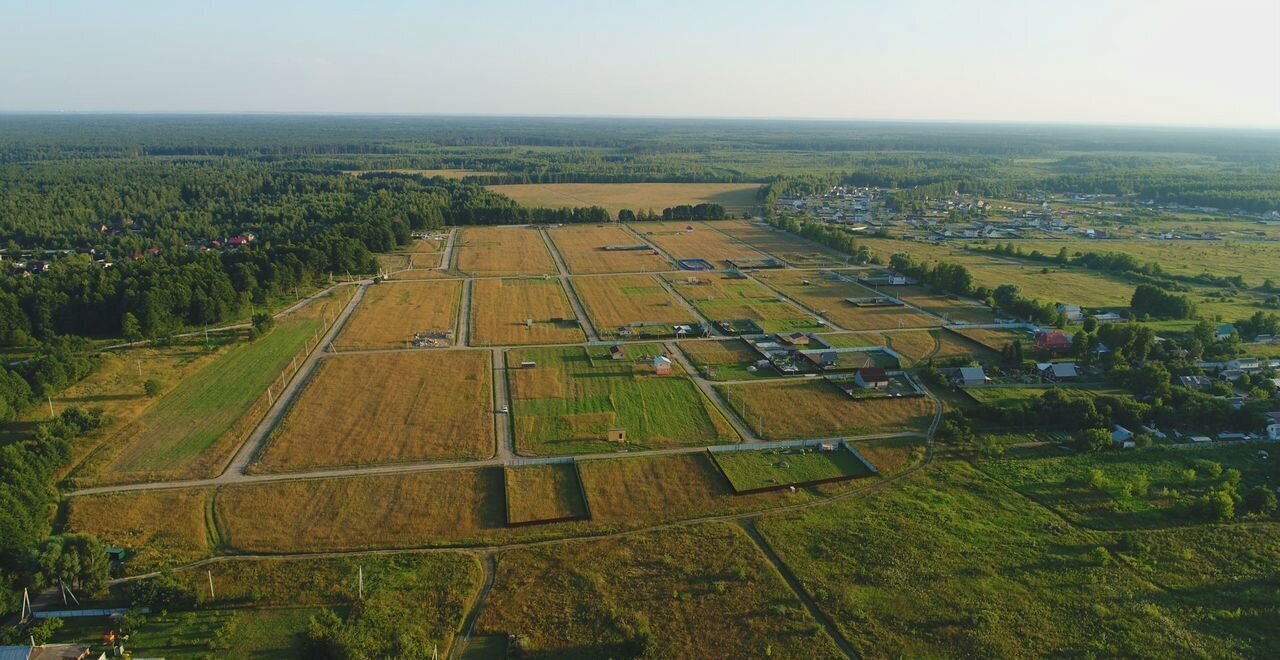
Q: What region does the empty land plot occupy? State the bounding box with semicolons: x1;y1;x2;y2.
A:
631;222;767;268
71;317;326;486
964;263;1134;307
408;252;443;269
407;237;445;251
254;350;493;472
662;272;820;333
547;224;671;273
335;280;462;350
713;446;873;492
1011;239;1280;287
571;274;696;335
454;226;556;277
386;268;454;281
713;220;846;266
717;379;934;441
377;253;411;272
890;285;998;324
62;488;212;573
821;329;993;366
848;435;927;477
470;278;585;346
477;523;842;659
504;463;588;525
677;338;774;380
507;345;738;455
488;182;761;216
952;327;1033;352
216;468;507;552
753;270;939;330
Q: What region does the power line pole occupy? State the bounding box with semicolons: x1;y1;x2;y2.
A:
207;570;215;601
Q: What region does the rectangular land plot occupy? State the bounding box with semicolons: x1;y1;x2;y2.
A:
335;280;462;350
548;224;671;274
677;338;776;380
487;182;761;216
454;226;556;277
712;445;874;493
409;252;443;269
662;272;821;334
253;350;494;472
951;326;1033;352
504;463;589;525
630;221;767;268
753;269;939;331
717;379;934;441
571;274;696;337
63;488;212;572
470;278;585;346
216;468;507;552
713;220;847;266
508;344;738;455
820;329;998;366
889;285;998;324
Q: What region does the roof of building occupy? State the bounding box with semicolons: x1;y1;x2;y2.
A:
958;366;987;381
858;367;889;382
1040;362;1080;378
654;355;672;364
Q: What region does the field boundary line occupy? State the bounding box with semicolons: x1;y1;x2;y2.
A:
740;270;849;332
620;222;679;264
665;341;759;443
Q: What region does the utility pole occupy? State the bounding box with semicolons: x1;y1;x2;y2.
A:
207;570;215;601
357;565;364;600
47;394;54;418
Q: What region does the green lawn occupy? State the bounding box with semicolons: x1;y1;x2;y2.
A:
963;384;1118;406
51;607;334;658
508;344;739;455
712;445;872;492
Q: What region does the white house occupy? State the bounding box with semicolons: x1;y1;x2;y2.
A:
954;366;989;387
653;355;673;376
1112;425;1135;449
1056;304;1085;324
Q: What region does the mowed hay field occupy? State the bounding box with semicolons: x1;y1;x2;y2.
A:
470;278;584;346
630;221;766;268
571;274;696;334
476;523;843;660
964;263;1134;307
408;252;442;269
713;220;846;266
889;285;998;324
253;351;493;472
753;269;939;331
504;463;588;524
487;182;761;216
334;280;461;350
508;345;738;455
547;224;670;273
717;379;934;441
454;226;556;277
662;272;819;333
819;329;997;366
216;468;507;552
62;488;212;572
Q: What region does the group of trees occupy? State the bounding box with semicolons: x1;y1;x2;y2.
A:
765;216;873;263
1131;284;1196;320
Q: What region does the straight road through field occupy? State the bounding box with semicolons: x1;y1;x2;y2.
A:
538;228;600;341
620;222;678;264
438;227;457;271
457;278;473;347
665;341;760;443
491;348;515;461
742;270;849;332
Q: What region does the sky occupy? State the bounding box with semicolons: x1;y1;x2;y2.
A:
2;0;1278;127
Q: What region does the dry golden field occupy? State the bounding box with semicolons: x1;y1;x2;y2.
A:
385;269;454;281
63;489;212;572
717;380;934;441
504;463;588;524
889;285;998;324
408;237;445;251
712;219;846;266
334;280;462;350
848;435;928;477
487;182;761;215
454;226;556;276
571;274;696;332
630;221;766;267
469;278;585;346
376;254;411;272
821;329;994;366
951;327;1033;352
408;252;443;269
547;224;671;273
253;351;493;472
752;269;939;331
662;272;816;331
216;468;507;552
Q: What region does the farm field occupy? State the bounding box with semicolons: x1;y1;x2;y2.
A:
253;350;493;473
712;445;873;492
756;463;1223;658
507;344;738;455
385;268;454;280
662;272;821;333
1007;238;1280;288
62;488;212;572
820;329;997;365
578;453;787;525
406;236;445;251
676;338;776;380
408;252;443;269
487;182;761;215
454;226;557;276
334;279;462;350
717;379;934;441
571;273;697;336
547;224;670;273
476;523;843;659
752;269;939;330
712;219;847;266
469;277;584;346
887;284;999;324
630;221;767;267
952;326;1033;352
69;316;327;486
504;463;588;524
964;263;1135;307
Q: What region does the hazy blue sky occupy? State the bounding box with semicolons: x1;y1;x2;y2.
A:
3;0;1278;126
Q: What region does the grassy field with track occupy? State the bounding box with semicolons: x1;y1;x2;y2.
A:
469;277;585;346
712;219;847;266
676;338;776;380
504;463;588;524
63;488;212;572
752;269;939;330
662;272;821;333
253;351;493;473
713;445;873;491
547;224;671;273
488;182;761;215
630;221;767;268
571;274;696;335
454;226;557;276
334;279;462;350
717;379;934;441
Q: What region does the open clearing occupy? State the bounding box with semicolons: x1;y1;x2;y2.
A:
571;273;697;336
713;445;873;492
504;463;588;525
254;350;493;472
717;379;933;441
63;488;212;572
752;269;939;330
713;219;847;266
887;284;999;324
408;252;443;269
1007;238;1280;288
663;272;821;333
677;338;777;380
819;329;998;366
630;221;767;268
477;523;842;659
334;279;462;350
951;326;1032;352
508;344;738;455
454;226;557;276
470;277;585;346
547;224;671;273
488;182;761;215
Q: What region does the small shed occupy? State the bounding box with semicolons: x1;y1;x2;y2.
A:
608;428;626;443
609;345;626;360
854;367;889;389
653;355;674;376
1112;425;1135;449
